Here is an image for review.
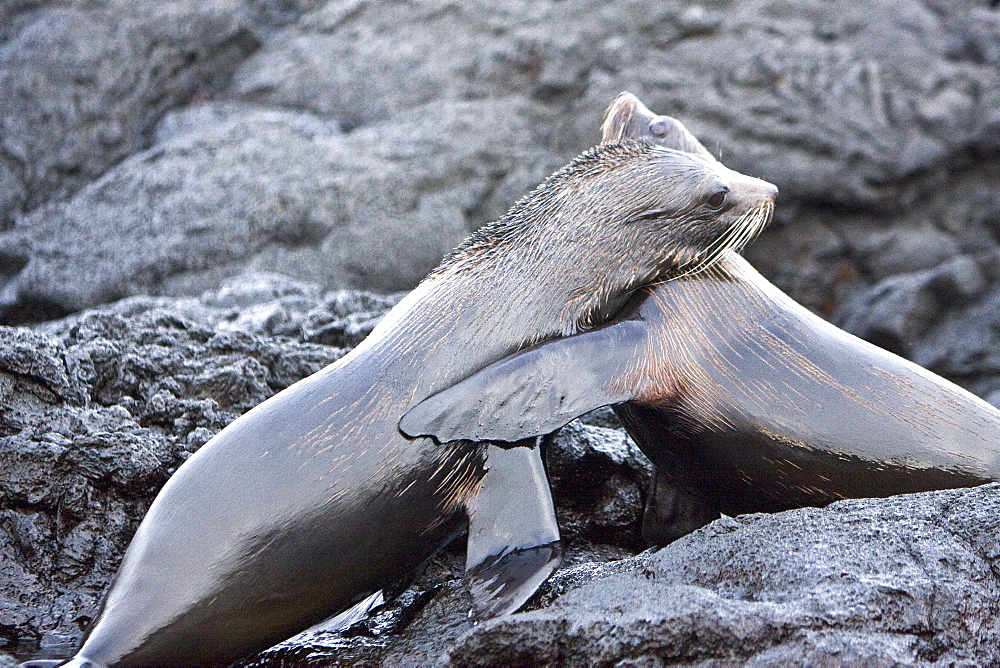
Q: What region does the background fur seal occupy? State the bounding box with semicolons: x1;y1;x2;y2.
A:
401;92;1000;546
63;136;777;667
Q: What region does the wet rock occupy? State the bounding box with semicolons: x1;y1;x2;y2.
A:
0;0;259;226
546;422;652;551
0;277;382;646
0;98;555;320
449;484;1000;666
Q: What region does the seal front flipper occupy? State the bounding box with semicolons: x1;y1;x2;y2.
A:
400;320;648;444
465;444;561;619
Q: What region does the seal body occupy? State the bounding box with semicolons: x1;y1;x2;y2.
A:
618;253;1000;540
402;250;1000;543
67;139;777;667
401;93;1000;545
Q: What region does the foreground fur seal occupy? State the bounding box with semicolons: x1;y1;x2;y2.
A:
402;93;1000;545
61;138;777;666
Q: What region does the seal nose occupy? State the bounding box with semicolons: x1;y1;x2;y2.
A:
746;177;778;204
763;181;778;202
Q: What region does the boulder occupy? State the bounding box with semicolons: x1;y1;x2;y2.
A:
233;0;1000;208
837;254;1000;395
451;484;1000;666
0;274;381;647
0;0;259;227
0;98;557;321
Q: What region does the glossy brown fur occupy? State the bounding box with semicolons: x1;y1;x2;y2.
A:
605;95;1000;538
401;93;1000;547
617;253;1000;524
66;138;773;667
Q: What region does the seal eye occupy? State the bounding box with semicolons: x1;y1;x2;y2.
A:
706;190;727;209
648;120;667;138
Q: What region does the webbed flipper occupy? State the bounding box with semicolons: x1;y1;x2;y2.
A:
465;444;561;619
400;320;648;445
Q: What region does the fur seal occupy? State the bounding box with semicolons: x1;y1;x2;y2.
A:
60;136;777;666
401;93;1000;546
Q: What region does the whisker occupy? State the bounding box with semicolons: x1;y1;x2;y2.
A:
664;201;774;283
672;208;754;279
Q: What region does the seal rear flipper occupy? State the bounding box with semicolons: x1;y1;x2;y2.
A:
465;445;562;619
641;464;721;546
400;320;648;444
308;589;385;633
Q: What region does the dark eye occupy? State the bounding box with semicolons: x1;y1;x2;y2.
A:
706;190;727;209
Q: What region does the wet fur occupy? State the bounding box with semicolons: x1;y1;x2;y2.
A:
400;92;1000;548
67;138;763;666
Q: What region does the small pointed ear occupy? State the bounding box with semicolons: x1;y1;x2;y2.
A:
601;91;716;162
601;92;647;143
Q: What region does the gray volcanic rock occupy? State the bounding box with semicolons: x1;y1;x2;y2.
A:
229;1;642;130
546;422;651;552
561;0;1000;209
836;253;1000;396
241;482;1000;666
2;1;1000;398
0;97;557;321
0;275;377;647
233;0;999;208
0;0;259;227
450;484;1000;666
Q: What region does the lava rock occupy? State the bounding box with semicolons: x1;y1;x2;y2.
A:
837;254;1000;392
0;276;385;646
0;0;259;227
0;98;556;320
449;484;1000;666
546;422;652;551
3;1;1000;663
233;0;999;209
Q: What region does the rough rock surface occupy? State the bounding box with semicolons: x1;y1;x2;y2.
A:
0;0;259;228
0;274;367;649
0;97;557;321
452;484;1000;666
1;0;998;398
